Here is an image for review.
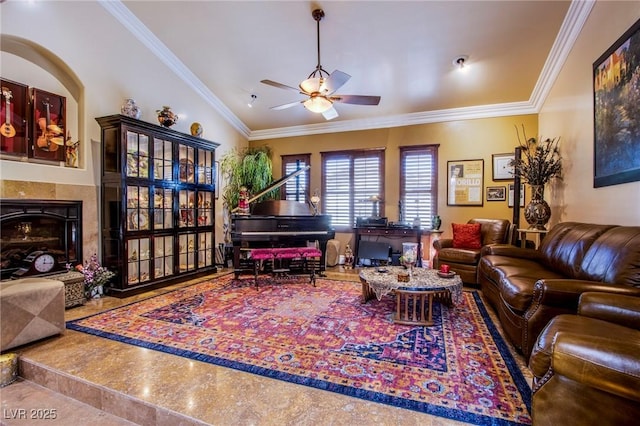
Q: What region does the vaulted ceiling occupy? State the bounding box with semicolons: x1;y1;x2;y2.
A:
106;1;591;140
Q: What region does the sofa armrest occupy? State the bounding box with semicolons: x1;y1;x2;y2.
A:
578;292;640;330
532;279;640;309
552;332;640;402
480;244;543;260
433;238;453;250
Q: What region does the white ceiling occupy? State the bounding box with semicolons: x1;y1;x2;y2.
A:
105;1;590;140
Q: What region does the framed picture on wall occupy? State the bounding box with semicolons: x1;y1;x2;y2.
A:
486;186;506;201
31;87;66;162
0;78;29;157
447;159;484;206
492;153;515;180
508;184;525;207
593;17;640;187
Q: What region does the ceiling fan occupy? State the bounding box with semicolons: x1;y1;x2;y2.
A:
261;8;381;121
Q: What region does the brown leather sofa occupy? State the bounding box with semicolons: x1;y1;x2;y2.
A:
478;221;640;359
528;292;640;425
433;218;512;285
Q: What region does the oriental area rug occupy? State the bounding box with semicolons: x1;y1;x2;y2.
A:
67;275;531;425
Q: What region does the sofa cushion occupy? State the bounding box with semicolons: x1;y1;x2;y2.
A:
579;226;640;286
452;223;482;249
539;222;616;279
437;247;481;265
481;255;565;311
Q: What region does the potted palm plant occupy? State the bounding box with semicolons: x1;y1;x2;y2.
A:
219;146;278;240
510;125;562;230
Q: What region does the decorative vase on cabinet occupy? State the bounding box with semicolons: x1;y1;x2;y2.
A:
156;106;178;127
121;98;141;119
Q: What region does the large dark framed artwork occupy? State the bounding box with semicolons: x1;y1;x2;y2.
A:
31;87;66;162
0;78;29;157
593;18;640;188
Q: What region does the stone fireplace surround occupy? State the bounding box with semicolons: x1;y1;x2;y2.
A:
0;180;98;274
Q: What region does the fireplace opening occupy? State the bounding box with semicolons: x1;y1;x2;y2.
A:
1;200;82;280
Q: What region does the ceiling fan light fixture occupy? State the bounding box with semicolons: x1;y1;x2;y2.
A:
303;96;333;113
300;77;327;94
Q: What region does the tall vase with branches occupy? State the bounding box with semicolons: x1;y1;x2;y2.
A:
219;146;278;240
510;125;562;230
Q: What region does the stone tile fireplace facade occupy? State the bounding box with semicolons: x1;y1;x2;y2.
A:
0;180;98;277
1;200;82;279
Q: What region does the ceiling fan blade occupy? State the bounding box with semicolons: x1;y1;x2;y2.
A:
322;106;339;121
330;94;381;106
261;79;302;93
324;70;351;94
270;100;303;110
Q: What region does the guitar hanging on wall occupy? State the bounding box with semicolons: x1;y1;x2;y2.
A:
36;99;64;152
0;87;16;138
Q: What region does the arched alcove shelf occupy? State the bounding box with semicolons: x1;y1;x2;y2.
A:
1;34;84;167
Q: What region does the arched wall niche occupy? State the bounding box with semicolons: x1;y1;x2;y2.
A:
1;34;84;167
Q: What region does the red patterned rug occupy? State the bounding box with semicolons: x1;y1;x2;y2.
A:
67;275;531;425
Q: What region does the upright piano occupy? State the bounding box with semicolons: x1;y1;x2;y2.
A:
230;168;335;273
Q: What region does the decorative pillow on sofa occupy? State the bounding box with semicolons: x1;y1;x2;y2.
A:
452;223;482;249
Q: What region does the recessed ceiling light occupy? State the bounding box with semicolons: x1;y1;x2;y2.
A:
453;55;469;71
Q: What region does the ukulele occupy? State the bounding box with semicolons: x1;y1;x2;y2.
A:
36;99;64;151
0;87;16;138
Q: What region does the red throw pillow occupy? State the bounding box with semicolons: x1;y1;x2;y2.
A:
452;223;482;249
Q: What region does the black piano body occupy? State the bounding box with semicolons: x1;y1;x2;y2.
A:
231;200;335;274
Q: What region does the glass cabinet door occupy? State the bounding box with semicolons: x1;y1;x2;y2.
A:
127;237;150;285
127;185;150;231
126;130;149;178
197;191;213;226
198;231;213;267
153;187;173;230
153;138;173;181
179;233;196;272
197;149;214;185
154;235;174;278
178;189;196;227
178;144;195;184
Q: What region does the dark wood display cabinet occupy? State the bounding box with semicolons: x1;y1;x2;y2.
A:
96;115;219;296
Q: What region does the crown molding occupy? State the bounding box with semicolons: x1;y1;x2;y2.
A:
98;0;251;139
249;0;594;141
102;0;592;143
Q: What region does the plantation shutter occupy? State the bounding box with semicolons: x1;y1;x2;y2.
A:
323;149;384;230
400;145;438;228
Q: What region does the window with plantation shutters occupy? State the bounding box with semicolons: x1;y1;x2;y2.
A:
281;154;310;202
400;145;439;228
322;149;384;230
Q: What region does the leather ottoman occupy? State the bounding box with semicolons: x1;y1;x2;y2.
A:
0;278;65;351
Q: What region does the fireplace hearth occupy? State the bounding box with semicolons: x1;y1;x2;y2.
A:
1;200;82;280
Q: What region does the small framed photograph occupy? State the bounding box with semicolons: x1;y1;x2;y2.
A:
486;186;506;201
492;153;515;180
508;183;525;207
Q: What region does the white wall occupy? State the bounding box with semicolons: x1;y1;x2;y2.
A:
1;1;248;250
539;1;640;225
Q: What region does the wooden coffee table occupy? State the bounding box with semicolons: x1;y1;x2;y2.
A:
359;266;463;326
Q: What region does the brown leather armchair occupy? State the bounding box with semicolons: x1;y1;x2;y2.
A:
433;218;512;285
529;292;640;425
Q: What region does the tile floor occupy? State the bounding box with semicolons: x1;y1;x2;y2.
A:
0;267;532;426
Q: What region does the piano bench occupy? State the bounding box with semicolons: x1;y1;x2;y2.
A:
235;248;324;287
